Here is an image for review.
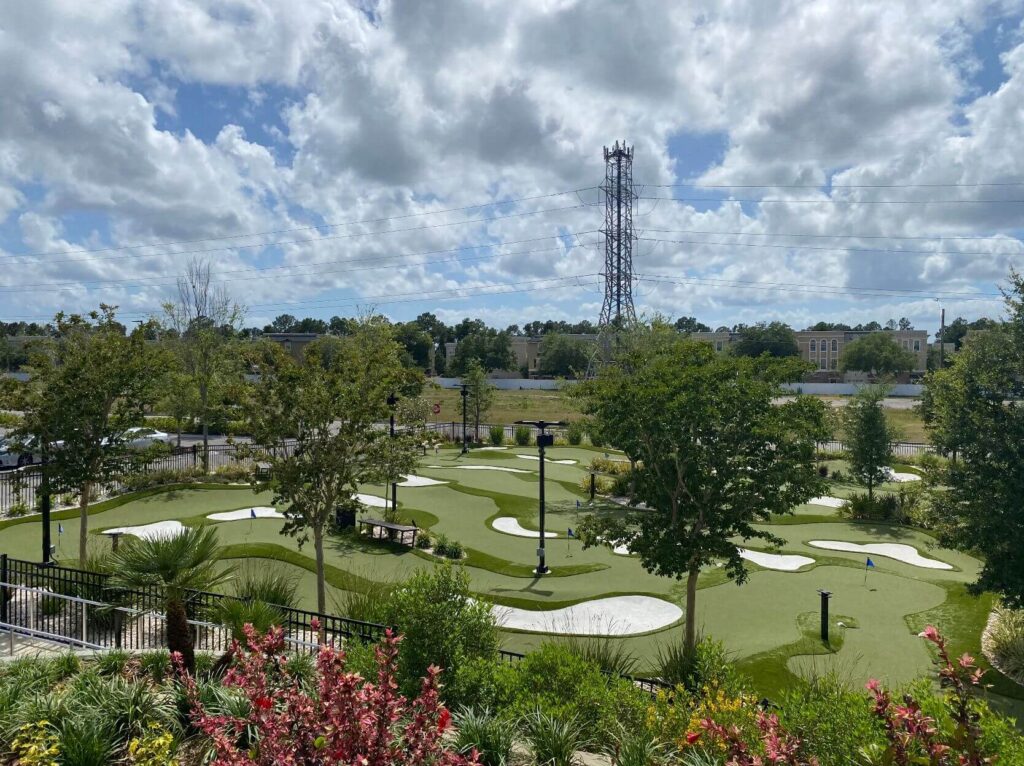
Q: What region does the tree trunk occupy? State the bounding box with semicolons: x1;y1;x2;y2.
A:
166;597;195;675
313;526;326;615
684;566;699;655
200;382;209;472
78;481;91;565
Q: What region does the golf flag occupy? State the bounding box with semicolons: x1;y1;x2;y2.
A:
863;556;875;586
58;523;64;535
576;499;581;509
250;508;257;519
866;557;875;568
568;528;575;538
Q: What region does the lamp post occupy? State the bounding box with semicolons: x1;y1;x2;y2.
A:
460;384;469;454
40;445;53;566
515;420;566;574
818;589;832;642
387;392;398;513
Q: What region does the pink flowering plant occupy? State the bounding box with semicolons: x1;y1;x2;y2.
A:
863;624;992;766
698;709;820;765
177;621;479;765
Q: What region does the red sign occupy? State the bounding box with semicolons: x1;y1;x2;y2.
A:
432;403;442;415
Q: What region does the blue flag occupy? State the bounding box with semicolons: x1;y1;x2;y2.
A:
250;508;257;519
866;557;875;568
58;523;64;535
576;499;581;509
568;528;575;538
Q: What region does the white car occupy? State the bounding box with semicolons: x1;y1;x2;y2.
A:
0;436;39;469
121;427;172;450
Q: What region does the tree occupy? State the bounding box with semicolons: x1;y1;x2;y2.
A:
843;386;894;500
7;306;166;563
461;360;494;442
806;322;851;331
839;332;917;378
162;258;245;469
265;314;298;333
110;525;231;674
673;316;711;333
394;322;433;370
572;325;828;653
923;273;1024;606
898;317;913;331
243;319;417;613
731;322;799;357
537;333;593;377
448;330;515;374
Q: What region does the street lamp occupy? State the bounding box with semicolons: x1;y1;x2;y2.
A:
818;589;832;642
460;384;469;454
387;392;398;513
39;443;53;566
515;420;566;574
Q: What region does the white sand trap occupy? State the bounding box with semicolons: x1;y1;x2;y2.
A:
447;465;531;473
515;455;578;465
102;521;185;541
807;540;953;570
397;474;447;487
492;596;682;636
739;548;815;571
492;517;558;538
471;446;508;451
613;543;632;555
808;496;846;508
886;471;922;483
355;493;388;508
207;506;284;522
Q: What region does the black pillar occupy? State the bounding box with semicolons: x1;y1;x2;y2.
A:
537;429;549;574
819;590;832;642
460;385;469;454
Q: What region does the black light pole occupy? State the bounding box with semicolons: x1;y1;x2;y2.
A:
40;447;52;565
818;589;832;642
460;384;469;454
515;420;566;574
387;392;398;513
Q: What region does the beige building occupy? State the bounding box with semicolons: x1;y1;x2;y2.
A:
690;329;929;382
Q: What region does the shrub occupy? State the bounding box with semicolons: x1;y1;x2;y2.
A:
415;531;433;549
181;626;477;765
522;708;591;766
381;564;499;701
489;425;504;446
453;706;517;766
11;721;61;765
433;533;465;559
232;561;300;608
565;422;584;446
987;606;1024;683
557;635;638;677
6;501;30;518
588;428;606;448
655;635;743;695
120;467;206;493
514;426;531;446
817;465;829;478
838;491;900;522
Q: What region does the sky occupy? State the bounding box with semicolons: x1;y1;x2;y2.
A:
1;0;1024;338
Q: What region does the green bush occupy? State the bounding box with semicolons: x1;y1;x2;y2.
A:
414;531;433;549
452;706;518;766
514;426;532;446
489;425;505;446
588;428;606;448
6;501;30;518
380;564;499;701
556;635;638;677
119;467;205;493
654;635;744;695
433;533;465;559
522;708;591;766
838;491;901;522
565;422;584;446
988;606;1024;683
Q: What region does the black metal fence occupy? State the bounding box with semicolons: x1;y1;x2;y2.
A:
425;422;569;444
0;554;385;654
816;440;933;457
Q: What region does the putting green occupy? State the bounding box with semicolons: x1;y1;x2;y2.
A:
0;445;1016;704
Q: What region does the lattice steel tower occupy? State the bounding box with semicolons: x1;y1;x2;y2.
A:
599;141;637;328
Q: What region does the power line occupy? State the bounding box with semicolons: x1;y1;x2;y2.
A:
1;231;601;294
2;202;594;268
6;187;600;260
637;235;1024;259
641;180;1024;189
638;195;1024;205
638;227;1023;243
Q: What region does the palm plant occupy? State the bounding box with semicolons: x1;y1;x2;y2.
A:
109;526;232;674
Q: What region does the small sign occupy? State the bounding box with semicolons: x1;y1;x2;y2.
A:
537;433;554;448
432;403;442;415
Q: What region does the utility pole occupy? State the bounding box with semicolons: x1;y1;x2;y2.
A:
515;420;565;575
599;141;637;332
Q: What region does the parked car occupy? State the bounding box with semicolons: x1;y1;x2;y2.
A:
121;427;172;450
0;436;39;469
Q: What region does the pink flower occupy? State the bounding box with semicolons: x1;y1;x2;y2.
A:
685;731;701;745
918;625;940;643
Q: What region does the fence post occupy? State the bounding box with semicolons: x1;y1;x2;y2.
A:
0;554;7;625
114;609;123;650
192;444;198;469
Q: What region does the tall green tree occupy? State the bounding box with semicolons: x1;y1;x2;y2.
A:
731;321;799;357
449;330;515;374
537;333;594;377
839;332;917;378
162;257;244;469
461;360;494;442
110;526;231;674
923;273;1024;606
6;306;166;563
843;386;895;500
572;325;828;652
243;319;417;613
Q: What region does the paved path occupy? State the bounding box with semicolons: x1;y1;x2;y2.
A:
1;630;84;660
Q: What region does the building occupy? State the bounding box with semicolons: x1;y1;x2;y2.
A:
690;329;930;382
264;332;322;363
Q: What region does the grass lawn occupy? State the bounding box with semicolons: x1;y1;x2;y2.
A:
0;444;1017;712
427;385;580;425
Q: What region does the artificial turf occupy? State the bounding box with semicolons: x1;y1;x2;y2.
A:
0;444;1018;707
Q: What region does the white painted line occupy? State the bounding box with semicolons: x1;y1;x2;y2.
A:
492;517;558;538
492;596;682;636
739;548;815;571
807;540;953;570
102;521;185;541
207;507;284;522
515;455;578;465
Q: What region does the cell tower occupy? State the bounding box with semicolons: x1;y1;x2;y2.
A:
598;141;637;328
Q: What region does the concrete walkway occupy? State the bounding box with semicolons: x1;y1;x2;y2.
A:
1;630;85;660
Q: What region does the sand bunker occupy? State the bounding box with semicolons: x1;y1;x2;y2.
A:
807;540;953;570
739;548;815;571
470;446;509;451
808;496;846;508
431;464;531;473
492;595;682;636
492;517;558;538
207;507;284;522
515;455;578;465
886;471;922;483
355;493;388;508
397;475;447;487
102;521;185;541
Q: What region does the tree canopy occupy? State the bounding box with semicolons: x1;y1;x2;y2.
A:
572;325;828;652
448;329;515;374
537;333;594;377
731;321;799;357
839;332;917;377
843;386;895;499
673;316;711;334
